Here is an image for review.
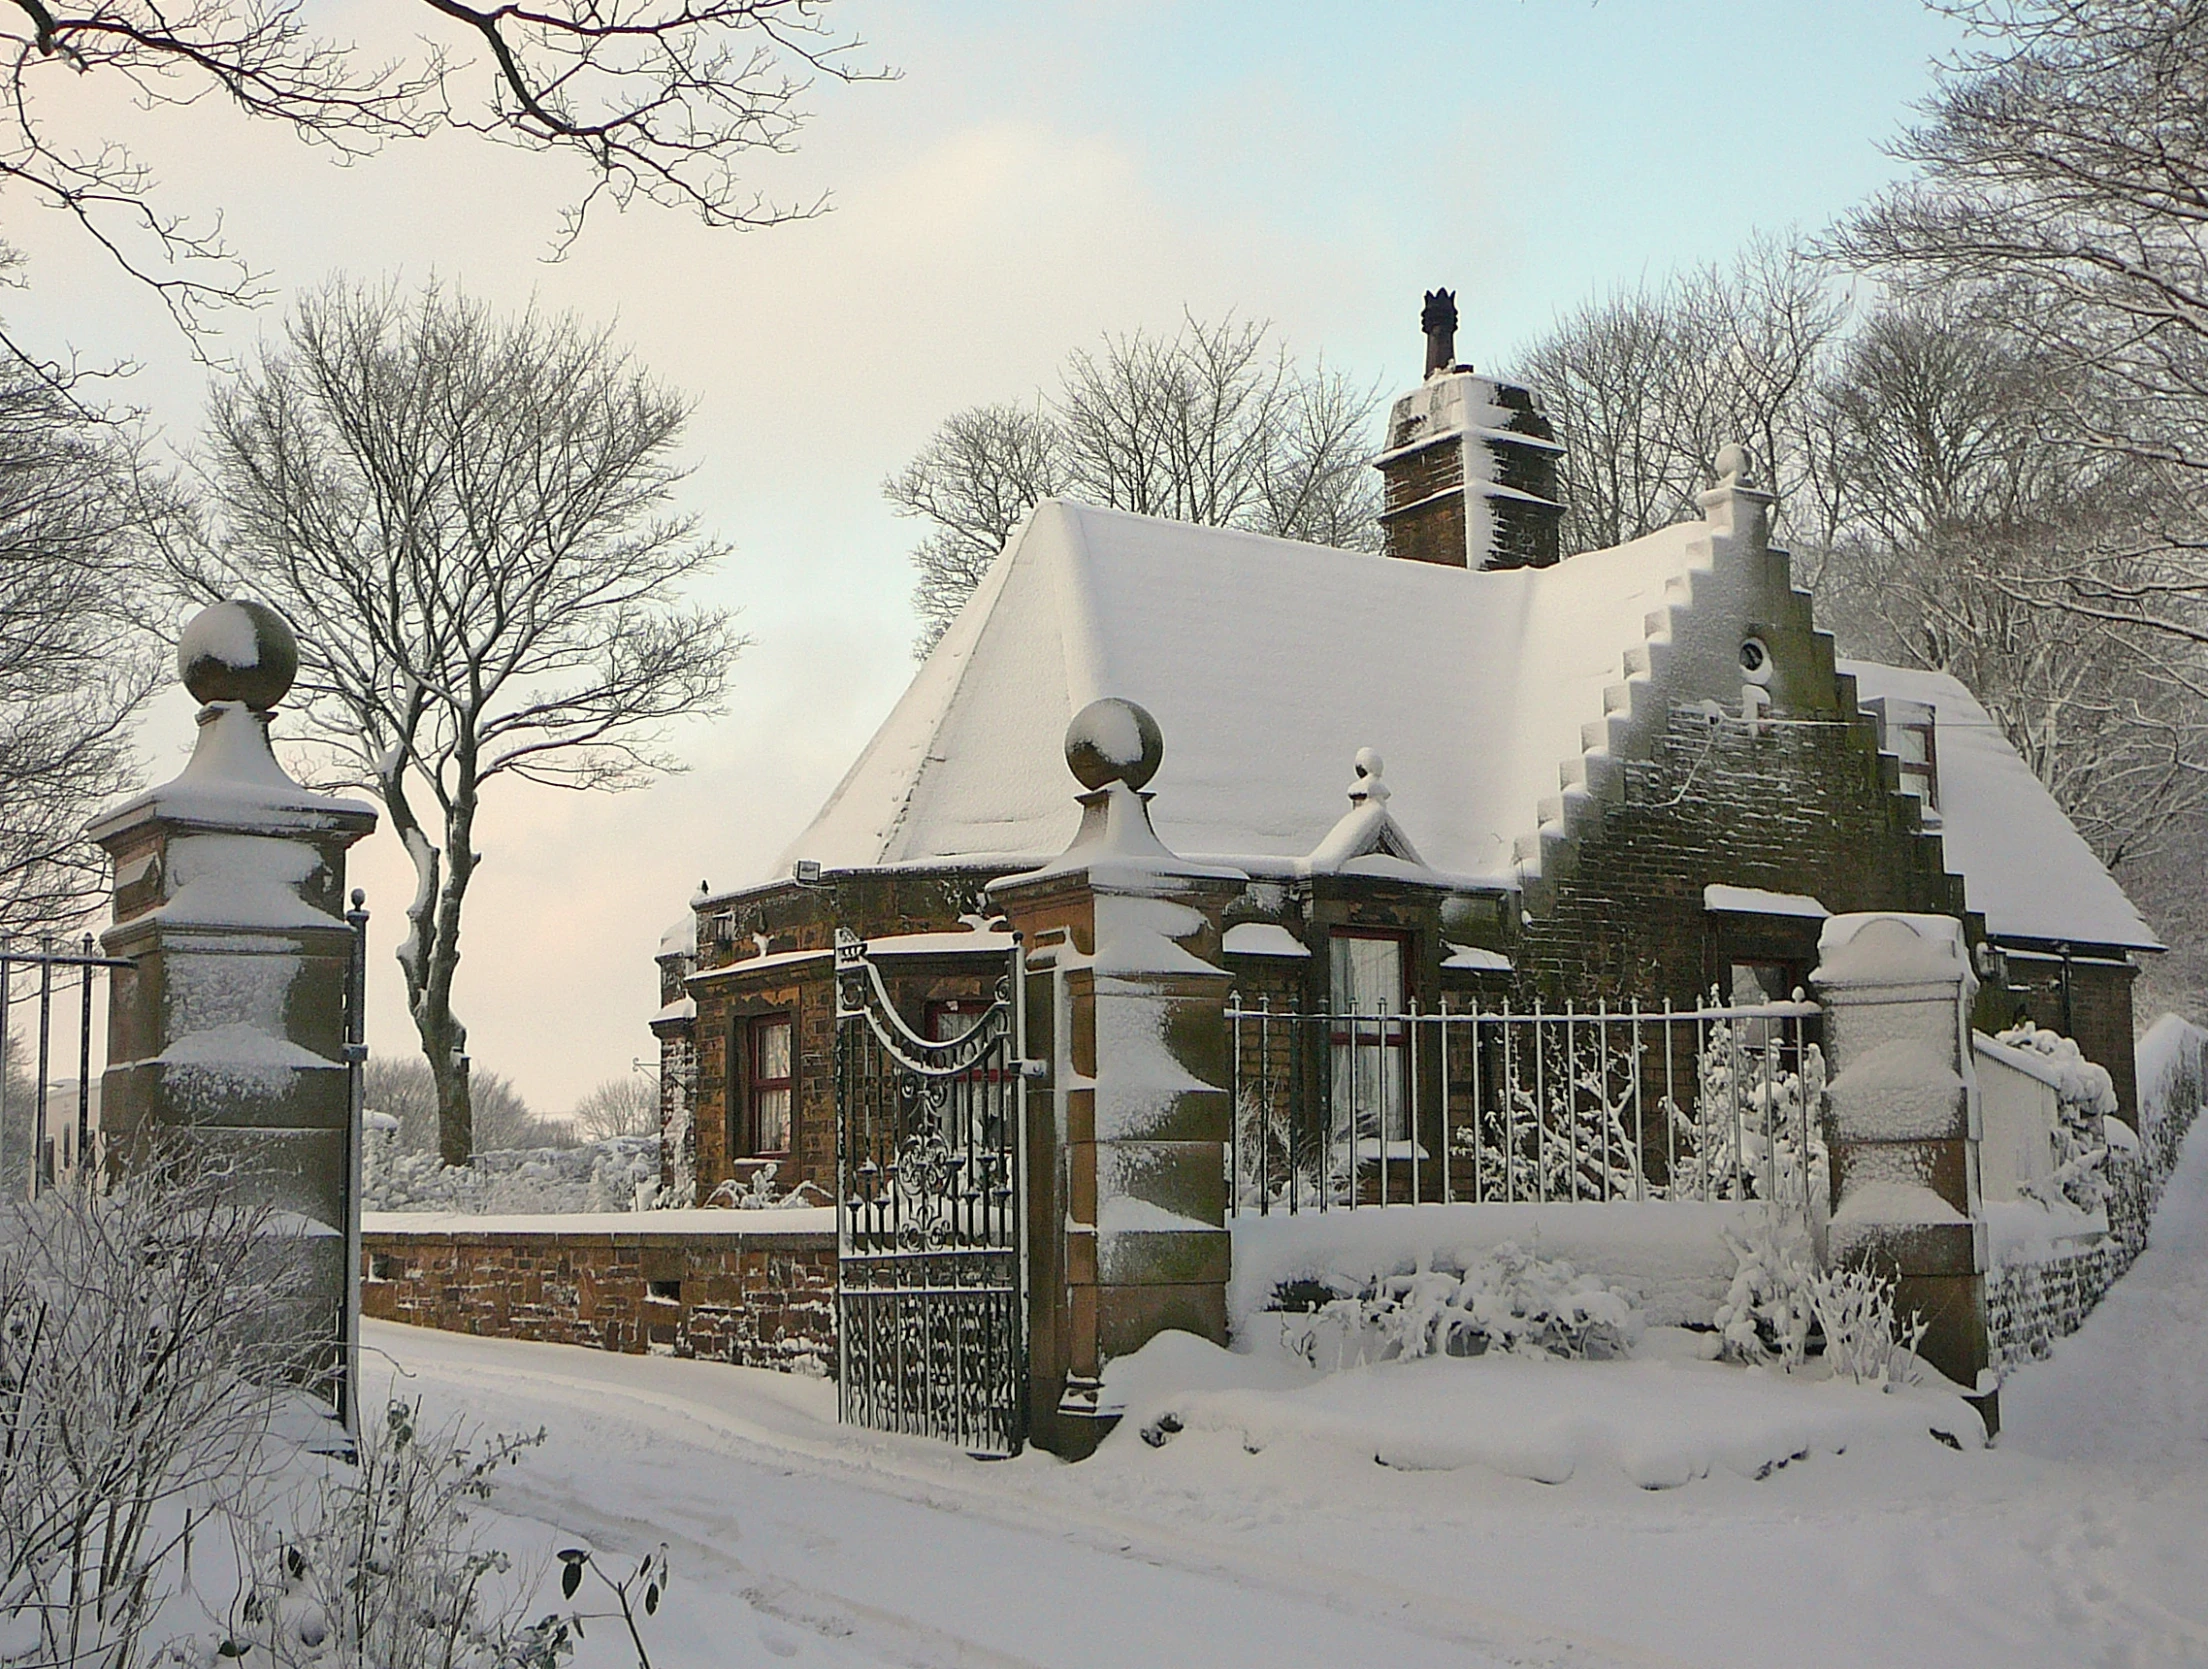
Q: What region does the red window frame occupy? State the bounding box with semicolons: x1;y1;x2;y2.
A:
743;1011;793;1158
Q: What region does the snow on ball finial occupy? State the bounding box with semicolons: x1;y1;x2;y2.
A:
1064;697;1163;792
178;600;298;710
1714;442;1755;488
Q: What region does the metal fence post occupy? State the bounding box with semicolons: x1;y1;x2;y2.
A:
342;889;369;1446
33;936;51;1198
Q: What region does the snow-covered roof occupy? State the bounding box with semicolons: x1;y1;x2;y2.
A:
779;498;1710;884
763;498;2154;956
1841;662;2161;952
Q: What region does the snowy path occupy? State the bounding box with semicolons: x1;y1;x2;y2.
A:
364;1328;1650;1669
369;1123;2208;1669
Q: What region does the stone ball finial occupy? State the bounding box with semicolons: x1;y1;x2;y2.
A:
1065;697;1163;792
1715;442;1755;487
179;600;298;710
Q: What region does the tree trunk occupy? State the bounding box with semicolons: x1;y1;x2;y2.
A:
385;757;478;1166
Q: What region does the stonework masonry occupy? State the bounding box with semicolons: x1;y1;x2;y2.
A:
362;1222;835;1373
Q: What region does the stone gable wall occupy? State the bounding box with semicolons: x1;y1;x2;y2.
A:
361;1225;835;1374
1519;705;1964;1004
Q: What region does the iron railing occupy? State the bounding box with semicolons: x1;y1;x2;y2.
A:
1227;996;1825;1216
1;936;133;1196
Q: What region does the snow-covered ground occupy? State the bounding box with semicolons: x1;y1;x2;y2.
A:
366;1121;2208;1669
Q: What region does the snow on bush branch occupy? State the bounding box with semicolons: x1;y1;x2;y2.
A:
1714;1217;1927;1386
1998;1020;2119;1214
1284;1244;1645;1372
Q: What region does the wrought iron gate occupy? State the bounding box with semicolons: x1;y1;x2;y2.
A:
833;928;1028;1455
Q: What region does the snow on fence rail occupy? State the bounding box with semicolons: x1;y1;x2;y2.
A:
1226;996;1826;1217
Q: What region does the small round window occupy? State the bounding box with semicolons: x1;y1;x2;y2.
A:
1740;636;1774;685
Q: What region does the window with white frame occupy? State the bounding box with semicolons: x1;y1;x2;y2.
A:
1328;930;1409;1152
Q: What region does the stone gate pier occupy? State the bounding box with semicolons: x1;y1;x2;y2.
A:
90;601;376;1402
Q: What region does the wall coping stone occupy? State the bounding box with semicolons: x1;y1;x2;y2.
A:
364;1207;833;1240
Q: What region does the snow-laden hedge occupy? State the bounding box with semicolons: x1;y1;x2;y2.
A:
362;1116;662;1214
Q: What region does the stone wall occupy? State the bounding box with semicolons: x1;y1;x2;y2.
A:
1987;1133;2181;1370
361;1220;835;1374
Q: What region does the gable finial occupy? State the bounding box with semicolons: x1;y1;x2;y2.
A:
1348;746;1390;806
1421;289;1460;378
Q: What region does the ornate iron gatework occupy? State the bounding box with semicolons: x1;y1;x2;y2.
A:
833;928;1028;1456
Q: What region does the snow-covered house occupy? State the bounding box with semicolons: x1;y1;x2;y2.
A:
654;334;2160;1209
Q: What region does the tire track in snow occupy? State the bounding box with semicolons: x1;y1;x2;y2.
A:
370;1322;1691;1669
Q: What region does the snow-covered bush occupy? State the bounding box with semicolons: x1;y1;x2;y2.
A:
1713;1216;1817;1367
1808;1261;1927;1388
1285;1244;1644;1371
215;1400;566;1669
701;1161;825;1211
1232;1081;1345;1212
2136;1014;2208;1179
1670;999;1827;1208
1714;1218;1929;1385
1997;1021;2118;1213
363;1120;662;1214
662;1070;697;1211
0;1157;309;1669
1450;1032;1646;1203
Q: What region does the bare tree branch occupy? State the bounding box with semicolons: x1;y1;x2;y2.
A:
0;0;886;337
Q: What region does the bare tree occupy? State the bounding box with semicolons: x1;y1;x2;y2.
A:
887;401;1067;650
1832;0;2208;654
890;313;1381;651
0;0;883;343
179;279;745;1164
360;1055;565;1154
0;364;164;943
1509;235;1847;561
568;1072;660;1142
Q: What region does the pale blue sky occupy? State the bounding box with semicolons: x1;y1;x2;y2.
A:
7;1;1973;1112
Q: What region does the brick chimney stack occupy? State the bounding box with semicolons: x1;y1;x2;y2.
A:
1377;290;1566;570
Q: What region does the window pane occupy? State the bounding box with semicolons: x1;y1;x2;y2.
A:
756;1020;791;1081
1329;934;1402;1014
1329;934;1408;1146
756;1088;791;1153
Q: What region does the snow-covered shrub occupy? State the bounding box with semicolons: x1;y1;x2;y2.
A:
0;1157;308;1669
1285;1244;1643;1371
1232;1080;1345;1212
2136;1014;2208;1180
1450;1031;1646;1203
1997;1021;2118;1213
215;1400;566;1669
1670;998;1827;1208
1809;1261;1926;1388
701;1161;824;1211
1713;1216;1817;1367
363;1122;662;1214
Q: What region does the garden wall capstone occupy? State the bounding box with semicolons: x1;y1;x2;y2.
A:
361;1209;835;1374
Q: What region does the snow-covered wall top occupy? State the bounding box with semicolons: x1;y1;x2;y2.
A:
1842;661;2159;952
